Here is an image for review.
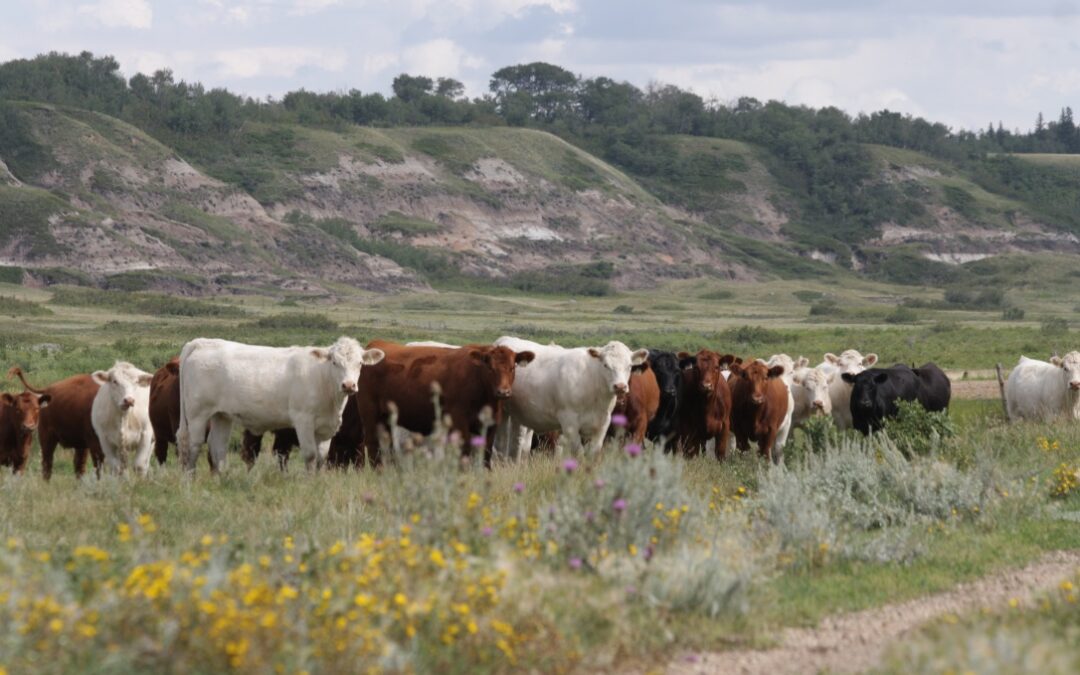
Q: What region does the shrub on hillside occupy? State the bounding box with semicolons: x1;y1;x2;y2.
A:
1002;306;1025;321
881;400;956;458
885;306;919;324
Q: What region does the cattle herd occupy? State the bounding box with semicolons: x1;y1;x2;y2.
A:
2;333;1079;478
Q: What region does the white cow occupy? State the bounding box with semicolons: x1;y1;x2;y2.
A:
790;363;834;427
818;350;879;429
493;336;648;458
91;362;154;476
177;337;384;471
1005;352;1080;422
405;341;460;348
764;354;804;450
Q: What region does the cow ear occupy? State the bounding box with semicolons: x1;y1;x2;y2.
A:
361;349;385;366
729;363;744;376
767;365;785;379
676;351;691;360
874;372;889;384
864;353;879;366
92;370;110;385
1;393;13;406
37;394;51;408
138;373;153;387
588;348;602;359
841;372;857;384
792;369;807;385
631;361;648;373
1050;355;1064;367
678;356;696;371
796;356;809;369
719;354;737;367
310;348;330;362
165;361;179;375
515;350;535;366
732;357;743;366
824;353;839;364
630;348;649;366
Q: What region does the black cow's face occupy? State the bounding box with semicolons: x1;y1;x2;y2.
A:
843;370;893;432
648;351;683;397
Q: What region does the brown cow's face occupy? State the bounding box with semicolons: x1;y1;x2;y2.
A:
731;361;784;405
472;346;534;399
3;391;50;432
678;350;736;394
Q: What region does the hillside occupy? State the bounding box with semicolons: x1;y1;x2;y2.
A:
2;99;1079;296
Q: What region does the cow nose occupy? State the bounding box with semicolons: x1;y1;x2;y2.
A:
752;394;764;404
342;381;358;393
496;388;512;399
613;383;628;394
664;387;678;395
1071;381;1080;391
122;397;135;409
702;381;713;391
22;422;38;432
812;400;824;409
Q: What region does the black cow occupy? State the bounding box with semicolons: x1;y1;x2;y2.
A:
842;363;951;435
645;349;683;447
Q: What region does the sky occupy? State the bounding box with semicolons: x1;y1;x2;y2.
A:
2;0;1079;132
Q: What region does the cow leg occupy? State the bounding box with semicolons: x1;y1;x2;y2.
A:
206;415;232;473
153;437;169;465
294;419;321;471
102;439;123;475
73;447;89;478
759;429;780;464
734;429;750;454
89;443;105;478
40;434;57;481
240;430;262;468
133;435;154;477
13;435;32;474
179;411;211;472
714;422;730;461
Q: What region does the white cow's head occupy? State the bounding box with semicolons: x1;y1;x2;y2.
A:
92;362;153;411
824;349;878;377
314;337;385;394
766;354;804;386
1050;351;1080;392
587;341;649;396
793;366;834;415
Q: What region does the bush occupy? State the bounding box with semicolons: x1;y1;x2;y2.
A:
720;325;783;345
885;306;919;324
252;313;339;331
881;400;956;458
808;299;840;316
0;295;51;316
0;265;23;284
699;289;734;301
612;305;634;315
49;287;245;318
1002;307;1025;321
792;290;824;303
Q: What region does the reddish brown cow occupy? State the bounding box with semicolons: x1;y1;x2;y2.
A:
148;357;180;465
673;350;737;459
240;394;363;469
9;366;104;479
729;360;789;464
608;362;660;444
356;341;535;466
1;387;51;474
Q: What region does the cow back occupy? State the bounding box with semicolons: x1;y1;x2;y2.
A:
913;362;951;412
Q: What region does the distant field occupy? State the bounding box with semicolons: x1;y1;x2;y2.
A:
1006;152;1080;167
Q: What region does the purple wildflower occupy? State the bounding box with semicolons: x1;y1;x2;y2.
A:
512;482;525;494
611;413;628;427
562;458;578;473
612;498;627;513
584;511;595;522
568;557;583;570
481;526;494;537
593;478;606;489
470;435;486;448
625;443;642;457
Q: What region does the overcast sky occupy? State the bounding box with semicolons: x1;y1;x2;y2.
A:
3;0;1079;131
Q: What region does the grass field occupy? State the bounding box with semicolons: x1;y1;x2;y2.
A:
1;279;1079;673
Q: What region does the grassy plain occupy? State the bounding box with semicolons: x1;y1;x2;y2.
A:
1;277;1079;673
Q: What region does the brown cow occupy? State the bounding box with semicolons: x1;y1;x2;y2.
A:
673;350;736;459
356;341;535;466
148;357;180;465
240;394;363;469
1;387;51;474
9;366;104;479
729;360;788;464
608;361;660;444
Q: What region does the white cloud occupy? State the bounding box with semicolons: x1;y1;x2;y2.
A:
77;0;153;29
214;47;348;78
361;51;400;75
402;39;484;78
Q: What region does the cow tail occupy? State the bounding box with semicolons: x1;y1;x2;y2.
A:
7;366;46;394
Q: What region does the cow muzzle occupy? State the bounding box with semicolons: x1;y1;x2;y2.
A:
613;383;629;395
121;397;135;410
21;423;38;432
751;394;765;405
812;400;825;411
342;382;358;394
496;388;512;399
1071;381;1080;391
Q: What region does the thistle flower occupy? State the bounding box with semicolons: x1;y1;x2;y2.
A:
611;414;628;427
625;443;642;458
562;458;578;473
612;498;627;513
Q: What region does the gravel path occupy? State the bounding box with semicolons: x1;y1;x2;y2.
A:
666;550;1080;675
